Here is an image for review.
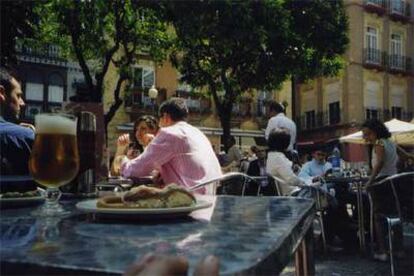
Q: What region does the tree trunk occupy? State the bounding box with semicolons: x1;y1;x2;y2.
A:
218;106;232;152
291;75;297;121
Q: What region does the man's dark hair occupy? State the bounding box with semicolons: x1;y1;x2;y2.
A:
267;130;290;152
0;67;14;95
362;119;391;139
158;97;188;121
268;101;285;114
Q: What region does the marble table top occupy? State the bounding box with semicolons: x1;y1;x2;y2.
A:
0;196;315;275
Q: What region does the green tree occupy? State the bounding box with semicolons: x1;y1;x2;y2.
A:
0;0;39;66
34;0;171;128
165;0;348;149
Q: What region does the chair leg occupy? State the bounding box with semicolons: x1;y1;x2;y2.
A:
387;218;395;276
317;214;327;253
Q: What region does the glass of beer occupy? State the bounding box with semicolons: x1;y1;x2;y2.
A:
29;113;79;216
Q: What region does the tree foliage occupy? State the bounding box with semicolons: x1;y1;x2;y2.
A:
164;0;348;149
0;0;39;66
34;0;172;127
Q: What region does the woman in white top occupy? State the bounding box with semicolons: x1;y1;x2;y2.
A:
266;130;305;196
362;119;401;261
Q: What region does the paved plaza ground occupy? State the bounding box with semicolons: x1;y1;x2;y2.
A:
281;223;414;276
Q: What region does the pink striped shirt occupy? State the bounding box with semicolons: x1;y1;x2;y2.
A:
121;121;222;194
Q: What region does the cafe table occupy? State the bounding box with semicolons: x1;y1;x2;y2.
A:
0;195;315;275
324;175;370;252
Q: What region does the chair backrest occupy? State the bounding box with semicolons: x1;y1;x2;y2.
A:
190;172;257;196
267;175;286;196
371;171;414;222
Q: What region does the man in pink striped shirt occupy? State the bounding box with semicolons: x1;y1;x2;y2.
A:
121;98;222;194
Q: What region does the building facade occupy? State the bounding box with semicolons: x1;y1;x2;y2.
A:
296;0;414;160
15;42;84;122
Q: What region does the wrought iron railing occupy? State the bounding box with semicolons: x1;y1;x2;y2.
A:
363;48;386;66
15;42;66;62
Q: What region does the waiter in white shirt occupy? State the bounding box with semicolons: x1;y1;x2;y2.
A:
265;101;297;152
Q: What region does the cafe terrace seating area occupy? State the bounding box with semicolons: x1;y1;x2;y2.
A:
1;169;413;275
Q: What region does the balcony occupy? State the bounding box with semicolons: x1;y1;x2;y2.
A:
388;54;412;74
296;111;342;132
15;42;67;64
363;48;386;71
363;0;387;16
365;108;413;121
388;1;411;22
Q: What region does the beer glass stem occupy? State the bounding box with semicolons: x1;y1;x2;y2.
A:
40;188;66;216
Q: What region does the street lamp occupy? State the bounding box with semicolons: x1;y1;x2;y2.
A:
148;85;158;115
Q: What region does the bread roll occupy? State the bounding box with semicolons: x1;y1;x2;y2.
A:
96;184;195;209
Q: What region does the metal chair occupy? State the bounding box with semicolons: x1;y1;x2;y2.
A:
253;174;282;196
269;175;327;252
367;171;414;276
189;172;259;196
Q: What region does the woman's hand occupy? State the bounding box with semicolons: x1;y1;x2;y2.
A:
141;133;155;147
116;134;130;155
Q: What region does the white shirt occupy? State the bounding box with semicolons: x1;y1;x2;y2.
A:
265;113;297;151
266;151;304;196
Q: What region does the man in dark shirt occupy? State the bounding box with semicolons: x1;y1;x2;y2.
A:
0;67;34;175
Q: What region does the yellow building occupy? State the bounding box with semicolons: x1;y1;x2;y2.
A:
105;56;292;155
296;0;413;160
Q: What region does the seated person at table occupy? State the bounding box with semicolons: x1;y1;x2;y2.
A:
121;98;222;194
266;130;307;196
245;145;276;196
111;143;140;176
298;147;332;185
362;119;403;261
112;116;159;176
0;67;34;175
266;131;355;250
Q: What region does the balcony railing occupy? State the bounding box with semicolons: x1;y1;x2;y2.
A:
296;111;341;131
365;108;413;121
363;48;387;71
364;0;387;15
15;42;66;62
389;0;411;21
388;54;412;73
363;0;410;20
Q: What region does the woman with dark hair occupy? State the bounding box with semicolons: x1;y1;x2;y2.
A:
112;115;159;176
131;115;159;152
266;130;306;195
362;118;402;261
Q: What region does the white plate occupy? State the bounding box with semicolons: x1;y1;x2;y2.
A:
0;196;45;208
76;199;213;217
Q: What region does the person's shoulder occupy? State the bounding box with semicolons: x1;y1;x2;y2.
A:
302;160;312;167
0;121;34;139
268;151;286;161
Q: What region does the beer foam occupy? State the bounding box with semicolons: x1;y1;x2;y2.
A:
35;114;77;135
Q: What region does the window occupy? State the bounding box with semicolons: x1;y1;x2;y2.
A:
366;26;380;63
133;67;155;88
257;91;269;116
25;103;43;120
364;81;382;110
329;102;340;125
305;110;316;129
390;0;404;14
366;27;378;49
390;33;404;69
391;106;402;119
47;73;64;110
366;108;379;119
